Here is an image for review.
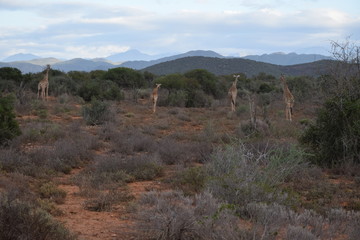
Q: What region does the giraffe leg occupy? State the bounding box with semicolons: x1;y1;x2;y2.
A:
152;97;157;113
231;96;236;112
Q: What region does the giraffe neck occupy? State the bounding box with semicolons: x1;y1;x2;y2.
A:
43;69;49;82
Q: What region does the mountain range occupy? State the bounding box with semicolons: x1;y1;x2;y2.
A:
0;50;333;77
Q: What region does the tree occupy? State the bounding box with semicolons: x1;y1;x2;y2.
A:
300;38;360;166
184;69;220;98
105;67;145;89
156;73;187;92
0;67;22;84
0;67;24;98
0;94;21;145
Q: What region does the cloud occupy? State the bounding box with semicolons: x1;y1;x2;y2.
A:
0;0;359;59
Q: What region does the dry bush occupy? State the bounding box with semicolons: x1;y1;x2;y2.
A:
83;188;133;212
171;166;206;195
285;226;316;240
189;141;213;163
10;122;66;147
26;134;96;176
38;182;67;204
157;137;191;165
244;202;360;240
111;128;157;154
136;190;244;240
0;173;35;203
120;154;163;181
0;193;75;240
1;127;96;177
205;142;307;208
74;154;163;193
98;121;119;141
0;148;32;174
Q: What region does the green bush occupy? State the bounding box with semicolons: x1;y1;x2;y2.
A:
300;96;360;166
0;94;21;145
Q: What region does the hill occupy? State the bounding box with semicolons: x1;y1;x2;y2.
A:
243;52;332;65
120;50;224;69
141;56;334;77
0;62;44;73
1;50;333;74
51;58;115;72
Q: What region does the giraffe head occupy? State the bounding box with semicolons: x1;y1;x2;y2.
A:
43;64;51;73
233;74;240;84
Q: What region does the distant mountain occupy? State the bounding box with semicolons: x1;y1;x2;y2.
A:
141;56;334;77
106;49;158;63
242;52;332;65
2;53;41;62
0;62;44;73
0;50;334;75
120;50;224;69
52;58;115;72
26;58;62;66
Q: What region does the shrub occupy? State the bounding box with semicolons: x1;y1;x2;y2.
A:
158;137;189;165
300;96;360;166
112;128;157;154
38;182;66;204
0;194;75;240
285;226;316;240
0;94;21;145
74;154;163;192
0;173;35;203
83;188;133;212
171;166;206;194
205;142;306;207
137;191;242;240
82;98;111;125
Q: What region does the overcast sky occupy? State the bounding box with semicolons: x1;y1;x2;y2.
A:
0;0;359;60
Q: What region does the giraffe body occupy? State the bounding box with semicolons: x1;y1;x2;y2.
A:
280;75;295;121
38;65;50;101
228;75;240;112
151;84;161;113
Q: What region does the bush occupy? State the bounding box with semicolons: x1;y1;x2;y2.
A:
74;154;163;192
172;166;206;194
38;182;67;204
300;96;360;166
82;98;111;125
0;94;21;145
111;128;157;154
205;142;307;207
137;191;241;240
158;137;189;165
83;188;133;212
0;194;75;240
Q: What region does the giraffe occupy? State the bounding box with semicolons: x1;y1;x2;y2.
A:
228;75;240;112
38;64;50;101
280;74;295;121
151;84;161;113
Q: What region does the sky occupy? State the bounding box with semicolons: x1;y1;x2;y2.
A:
0;0;359;60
